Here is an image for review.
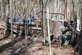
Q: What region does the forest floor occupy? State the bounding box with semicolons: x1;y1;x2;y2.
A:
0;23;74;55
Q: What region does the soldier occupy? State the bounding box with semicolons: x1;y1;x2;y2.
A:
60;21;72;46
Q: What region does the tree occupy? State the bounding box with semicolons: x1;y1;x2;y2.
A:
0;0;11;38
79;0;82;55
39;0;48;44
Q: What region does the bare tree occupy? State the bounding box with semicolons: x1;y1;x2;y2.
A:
79;0;82;55
39;0;48;44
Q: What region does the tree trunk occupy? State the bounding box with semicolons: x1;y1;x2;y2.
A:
79;0;82;55
0;0;10;38
39;0;47;44
66;0;74;21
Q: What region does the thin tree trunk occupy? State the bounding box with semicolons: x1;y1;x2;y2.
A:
78;0;82;55
39;0;47;44
66;0;74;21
64;0;67;21
10;0;13;38
79;5;82;55
47;1;52;55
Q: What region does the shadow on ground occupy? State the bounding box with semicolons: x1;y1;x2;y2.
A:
0;36;25;53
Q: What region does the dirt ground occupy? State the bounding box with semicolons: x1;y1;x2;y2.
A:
0;22;74;55
0;35;74;55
